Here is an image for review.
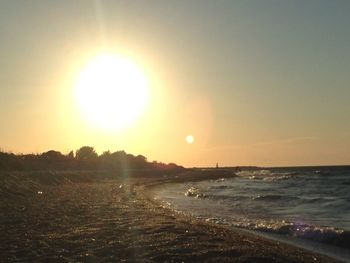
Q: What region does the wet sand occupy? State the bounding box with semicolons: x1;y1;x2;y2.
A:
0;171;342;262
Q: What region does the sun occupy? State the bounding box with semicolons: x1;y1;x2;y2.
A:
74;53;149;131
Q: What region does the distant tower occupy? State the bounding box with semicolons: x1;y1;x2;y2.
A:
216;162;219;169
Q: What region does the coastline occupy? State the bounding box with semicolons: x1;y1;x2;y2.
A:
0;170;343;262
139;170;346;263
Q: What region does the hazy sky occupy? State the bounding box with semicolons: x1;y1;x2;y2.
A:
1;0;350;167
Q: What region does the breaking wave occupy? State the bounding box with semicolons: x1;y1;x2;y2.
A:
156;166;350;254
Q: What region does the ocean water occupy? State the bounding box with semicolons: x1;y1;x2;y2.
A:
154;166;350;261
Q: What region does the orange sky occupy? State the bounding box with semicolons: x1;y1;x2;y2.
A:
0;1;349;167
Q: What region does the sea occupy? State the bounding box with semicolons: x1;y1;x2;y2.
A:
154;166;350;262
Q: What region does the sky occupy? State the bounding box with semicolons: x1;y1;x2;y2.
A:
0;0;349;167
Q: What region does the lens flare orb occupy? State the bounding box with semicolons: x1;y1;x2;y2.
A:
186;135;194;144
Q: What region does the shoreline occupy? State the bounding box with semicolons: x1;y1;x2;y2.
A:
142;171;350;263
139;171;346;263
0;170;344;262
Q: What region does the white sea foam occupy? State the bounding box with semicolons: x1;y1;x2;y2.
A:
154;166;350;251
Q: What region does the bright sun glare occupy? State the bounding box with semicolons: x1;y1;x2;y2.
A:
75;53;149;131
186;135;194;144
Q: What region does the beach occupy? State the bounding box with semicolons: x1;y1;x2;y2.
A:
0;171;342;262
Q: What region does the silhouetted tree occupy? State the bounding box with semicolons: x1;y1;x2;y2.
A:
100;150;111;158
98;150;112;169
136;155;147;162
41;150;64;161
0;146;184;171
133;155;148;169
75;146;98;161
67;150;74;159
0;151;22;170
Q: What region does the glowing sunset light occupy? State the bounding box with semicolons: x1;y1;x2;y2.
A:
186;135;194;144
1;1;350;167
74;53;149;131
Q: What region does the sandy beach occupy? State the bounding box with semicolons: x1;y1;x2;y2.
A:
0;171;342;262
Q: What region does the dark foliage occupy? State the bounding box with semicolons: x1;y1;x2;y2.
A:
0;147;184;172
75;146;98;161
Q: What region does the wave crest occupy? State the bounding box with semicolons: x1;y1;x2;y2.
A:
253;222;350;249
185;187;206;199
236;169;294;181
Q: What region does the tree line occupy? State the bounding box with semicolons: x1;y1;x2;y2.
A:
0;146;183;171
